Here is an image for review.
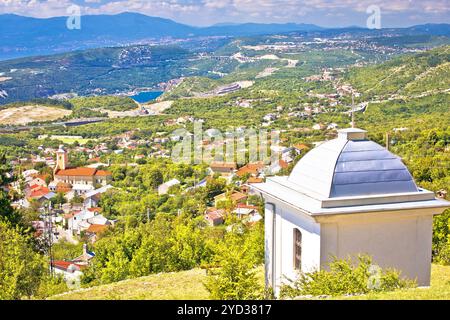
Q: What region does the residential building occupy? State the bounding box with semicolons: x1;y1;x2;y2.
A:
205;208;225;226
214;191;248;207
209;162;237;177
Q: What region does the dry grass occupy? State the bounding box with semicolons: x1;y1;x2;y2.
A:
47;264;450;300
0;105;71;125
143;100;174;114
49;269;210;300
50;266;265;300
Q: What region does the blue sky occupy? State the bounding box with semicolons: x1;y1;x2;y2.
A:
0;0;449;27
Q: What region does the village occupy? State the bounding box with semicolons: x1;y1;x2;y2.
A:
5;122;320;286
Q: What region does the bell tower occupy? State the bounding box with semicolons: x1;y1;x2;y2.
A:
54;145;68;173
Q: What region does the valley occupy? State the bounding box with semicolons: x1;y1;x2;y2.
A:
0;13;449;302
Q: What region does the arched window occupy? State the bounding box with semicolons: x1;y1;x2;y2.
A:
293;228;302;271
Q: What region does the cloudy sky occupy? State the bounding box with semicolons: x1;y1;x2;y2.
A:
0;0;449;27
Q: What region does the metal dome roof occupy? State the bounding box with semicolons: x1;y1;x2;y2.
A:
288;128;418;199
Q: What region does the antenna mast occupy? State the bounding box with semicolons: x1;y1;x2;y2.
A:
351;94;355;128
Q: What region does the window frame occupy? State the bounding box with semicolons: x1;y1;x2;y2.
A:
293;228;302;271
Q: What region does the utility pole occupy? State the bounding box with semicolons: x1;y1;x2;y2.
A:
46;203;54;276
351;94;356;128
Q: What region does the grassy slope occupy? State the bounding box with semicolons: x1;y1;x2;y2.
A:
50;265;450;300
50;269;211;300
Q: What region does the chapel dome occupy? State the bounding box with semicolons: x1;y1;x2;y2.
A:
287;128;418;198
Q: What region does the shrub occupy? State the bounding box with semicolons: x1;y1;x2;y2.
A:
280;255;416;298
204;230;264;300
435;242;450;265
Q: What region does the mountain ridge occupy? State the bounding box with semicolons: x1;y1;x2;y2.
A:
2;12;449;60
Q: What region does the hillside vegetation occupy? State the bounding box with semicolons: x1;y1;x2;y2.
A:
50;269;211;300
49;264;450;300
340;264;450;300
348;45;450;97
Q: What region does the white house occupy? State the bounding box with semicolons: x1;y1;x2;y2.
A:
83;184;113;208
251;128;450;296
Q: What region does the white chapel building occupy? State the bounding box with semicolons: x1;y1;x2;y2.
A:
251;128;450;295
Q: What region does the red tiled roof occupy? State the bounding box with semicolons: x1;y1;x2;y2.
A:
51;260;86;272
88;207;102;213
210;162;237;170
205;208;225;220
55;167;111;177
215;191;248;202
95;170;112;176
279;160;289;169
35;174;50;181
29;186;50;199
56;167;97;177
247;177;264;183
236;162;265;177
236;203;259;210
293;143;309;151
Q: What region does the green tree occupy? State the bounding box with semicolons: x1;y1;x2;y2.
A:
204;232;263;300
0;221;46;299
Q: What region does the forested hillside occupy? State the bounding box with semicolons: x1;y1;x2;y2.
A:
348;45;450;97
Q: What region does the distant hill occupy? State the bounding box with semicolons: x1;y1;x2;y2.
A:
0;12;323;60
2;12;449;60
0;45;196;104
404;24;450;36
348;45;450;97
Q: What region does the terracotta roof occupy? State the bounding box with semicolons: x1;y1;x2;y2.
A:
51;260;86;272
56;182;72;193
88;207;102;213
29;184;41;190
29;186;50;199
56;167;97;177
55;167;111;177
210;162;237;170
35;174;50;181
95;170;112;176
215;191;248;203
236;162;265;177
56;181;72;188
247;177;264;183
279;159;289;169
205;208;225;220
86;224;108;234
231;192;247;202
293;143;309;151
